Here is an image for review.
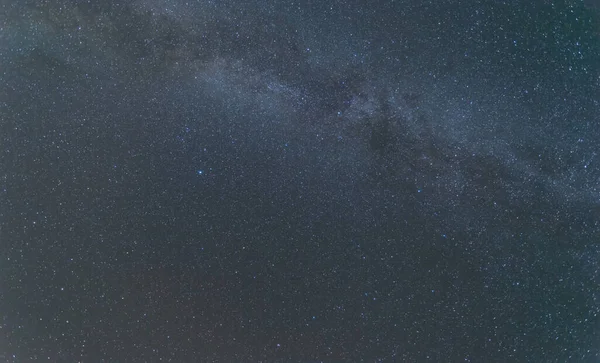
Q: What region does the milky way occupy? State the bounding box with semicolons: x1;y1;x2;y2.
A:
1;1;599;361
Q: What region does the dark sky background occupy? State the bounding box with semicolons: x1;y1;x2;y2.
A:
1;0;600;362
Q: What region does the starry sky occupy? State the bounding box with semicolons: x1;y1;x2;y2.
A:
1;0;600;361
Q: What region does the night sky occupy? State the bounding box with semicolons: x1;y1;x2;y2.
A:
1;0;600;362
